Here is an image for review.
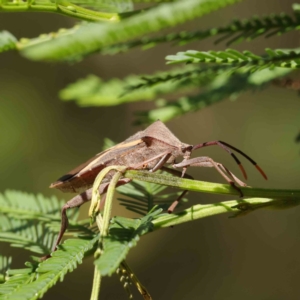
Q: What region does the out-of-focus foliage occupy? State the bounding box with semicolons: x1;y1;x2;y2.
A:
2;1;300;123
0;256;11;284
59;65;202;106
0;237;98;300
166;48;300;69
134;67;291;123
0;191;82;253
0;31;17;53
6;0;240;61
101;11;300;54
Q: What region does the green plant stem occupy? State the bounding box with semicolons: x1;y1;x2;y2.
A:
90;265;101;300
124;170;300;199
151;197;299;230
0;2;120;22
76;170;300;235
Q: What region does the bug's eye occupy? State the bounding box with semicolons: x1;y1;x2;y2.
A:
181;145;193;152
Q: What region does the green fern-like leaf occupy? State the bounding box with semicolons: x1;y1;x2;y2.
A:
59;65;199;106
166;48;300;71
95;208;162;276
124;64;230;94
0;190;93;254
0;190;77;222
20;0;241;61
0;31;17;53
0;256;11;284
0;215;57;254
0;266;36;298
0;237;98;300
102;11;300;54
134;67;291;123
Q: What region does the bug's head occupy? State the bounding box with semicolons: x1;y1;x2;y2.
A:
181;144;193;159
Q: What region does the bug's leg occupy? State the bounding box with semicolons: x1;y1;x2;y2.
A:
161;166;194;180
149;153;172;172
42;179;132;261
192;141;267;180
51;188;94;253
131;151;171;171
53;178;132;251
217;163;247;187
173;156;245;197
161;166;194;213
40;188;94;261
161;162;245;213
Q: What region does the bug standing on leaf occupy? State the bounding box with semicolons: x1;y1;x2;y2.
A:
49;120;267;253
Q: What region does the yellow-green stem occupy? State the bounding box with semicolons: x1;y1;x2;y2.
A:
90;265;101;300
124;170;300;199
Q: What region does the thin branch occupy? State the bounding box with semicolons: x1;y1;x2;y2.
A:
124;170;300;199
0;0;120;22
151;197;293;230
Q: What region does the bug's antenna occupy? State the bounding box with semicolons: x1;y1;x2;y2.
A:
192;141;267;180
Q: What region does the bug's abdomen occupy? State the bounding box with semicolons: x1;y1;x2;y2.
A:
50;164;107;193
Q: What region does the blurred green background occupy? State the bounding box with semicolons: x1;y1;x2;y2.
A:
1;0;300;299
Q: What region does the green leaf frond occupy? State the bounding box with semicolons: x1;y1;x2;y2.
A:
102;11;300;54
0;237;98;300
19;0;241;61
0;215;57;254
59;48;297;116
0;266;36;298
94;208;161;276
0;256;11;284
59;65;199;106
131;48;298;122
124;64;230;93
0;190;94;254
0;31;17;53
134;67;291;123
0;190;77;223
167;48;300;71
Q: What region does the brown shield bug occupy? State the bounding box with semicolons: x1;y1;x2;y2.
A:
49;120;267;253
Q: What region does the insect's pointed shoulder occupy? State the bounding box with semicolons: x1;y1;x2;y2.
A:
122;120;172;143
141;120;183;146
146;120;168;131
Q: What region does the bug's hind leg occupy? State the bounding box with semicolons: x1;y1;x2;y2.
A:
40;188;93;261
42;178;132;261
52;188;93;253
